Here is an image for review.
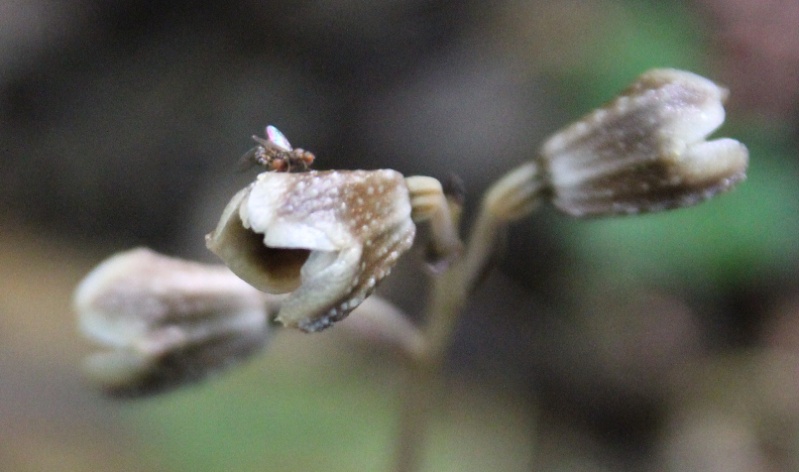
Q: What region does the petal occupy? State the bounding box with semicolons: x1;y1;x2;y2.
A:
206;185;308;293
74;248;272;396
276;246;363;331
208;169;417;332
539;69;748;216
245;172;352;251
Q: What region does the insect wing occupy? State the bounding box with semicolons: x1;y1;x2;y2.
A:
266;125;292;151
236;146;262;172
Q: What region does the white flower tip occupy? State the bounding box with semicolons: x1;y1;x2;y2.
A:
75;248;160;346
679;138;748;187
539;68;749;217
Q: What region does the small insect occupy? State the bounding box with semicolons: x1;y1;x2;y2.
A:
238;125;315;173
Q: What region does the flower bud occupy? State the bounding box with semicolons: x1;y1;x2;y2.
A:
405;175;463;271
206;169;416;332
74;248;272;397
539;68;748;216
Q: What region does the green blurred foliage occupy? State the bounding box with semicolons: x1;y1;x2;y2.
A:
127;356;394;471
124;343;531;472
549;1;704;113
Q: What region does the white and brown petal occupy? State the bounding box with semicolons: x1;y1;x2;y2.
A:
539;68;749;216
74;248;272;396
206;169;416;332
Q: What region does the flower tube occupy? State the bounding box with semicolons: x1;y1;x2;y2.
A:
539;68;749;216
207;169;417;332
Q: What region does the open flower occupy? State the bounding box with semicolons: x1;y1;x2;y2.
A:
539;68;749;216
206;169;416;332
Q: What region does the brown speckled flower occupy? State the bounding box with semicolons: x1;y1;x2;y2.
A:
74;248;272;396
207;169;416;332
539;69;749;217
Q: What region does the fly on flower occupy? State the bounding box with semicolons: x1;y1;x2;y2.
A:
238;125;316;173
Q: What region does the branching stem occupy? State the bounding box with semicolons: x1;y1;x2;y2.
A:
392;162;544;472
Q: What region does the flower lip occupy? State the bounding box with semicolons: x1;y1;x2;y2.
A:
539;68;749;217
205;186;308;294
207;169;416;332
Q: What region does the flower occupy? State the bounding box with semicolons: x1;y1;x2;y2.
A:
539;68;749;216
74;248;273;396
206;169;416;332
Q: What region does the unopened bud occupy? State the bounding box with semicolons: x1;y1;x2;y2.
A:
74;248;271;397
539;68;748;216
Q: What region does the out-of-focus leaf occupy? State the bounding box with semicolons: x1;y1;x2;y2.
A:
124;336;532;472
551;1;704;113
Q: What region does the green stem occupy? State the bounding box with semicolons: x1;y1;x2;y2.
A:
391;270;462;472
391;162;544;472
394;162;544;472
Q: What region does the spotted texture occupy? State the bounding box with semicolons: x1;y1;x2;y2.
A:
539;69;748;217
207;169;415;332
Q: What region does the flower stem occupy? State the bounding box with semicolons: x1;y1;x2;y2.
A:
391;162;544;472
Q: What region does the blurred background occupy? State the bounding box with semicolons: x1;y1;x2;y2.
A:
1;0;798;470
